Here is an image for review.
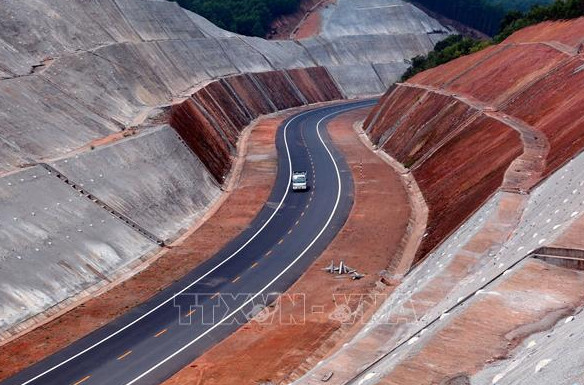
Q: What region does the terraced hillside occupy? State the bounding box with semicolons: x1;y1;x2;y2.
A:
0;0;447;340
365;18;584;261
297;17;584;385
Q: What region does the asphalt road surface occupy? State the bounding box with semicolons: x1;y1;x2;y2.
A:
3;99;377;385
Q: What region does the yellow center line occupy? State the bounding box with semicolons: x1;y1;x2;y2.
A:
265;250;273;257
278;239;284;245
73;376;91;385
251;262;259;268
154;329;167;338
117;350;132;361
184;309;196;318
232;276;241;283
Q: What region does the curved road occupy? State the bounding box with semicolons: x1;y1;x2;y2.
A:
2;99;376;385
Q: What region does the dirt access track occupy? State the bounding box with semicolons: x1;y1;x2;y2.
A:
0;103;417;383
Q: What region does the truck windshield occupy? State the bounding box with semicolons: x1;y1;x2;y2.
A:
293;175;306;183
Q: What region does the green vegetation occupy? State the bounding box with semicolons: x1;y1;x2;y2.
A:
402;0;584;81
495;0;584;41
486;0;553;12
411;0;553;36
170;0;300;37
402;35;492;80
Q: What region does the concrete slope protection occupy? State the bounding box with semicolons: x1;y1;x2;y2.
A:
0;0;447;174
1;100;376;385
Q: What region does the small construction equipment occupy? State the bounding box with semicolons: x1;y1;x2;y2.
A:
323;260;364;280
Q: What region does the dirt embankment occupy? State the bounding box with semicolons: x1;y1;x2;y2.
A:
364;17;584;262
171;67;343;182
163;107;419;385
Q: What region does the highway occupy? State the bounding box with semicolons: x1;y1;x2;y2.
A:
2;99;376;385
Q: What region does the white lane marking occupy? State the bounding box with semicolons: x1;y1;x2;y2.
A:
125;104;373;385
18;109;314;385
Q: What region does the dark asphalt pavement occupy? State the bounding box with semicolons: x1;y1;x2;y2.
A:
2;99;377;385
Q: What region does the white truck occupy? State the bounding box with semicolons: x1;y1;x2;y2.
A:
292;171;307;191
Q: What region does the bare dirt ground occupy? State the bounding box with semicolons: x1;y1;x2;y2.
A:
267;0;335;40
0;112;288;381
163;107;414;384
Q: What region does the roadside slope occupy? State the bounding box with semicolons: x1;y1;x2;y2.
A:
295;17;584;384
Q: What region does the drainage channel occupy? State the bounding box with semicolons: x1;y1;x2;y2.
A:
39;163;165;246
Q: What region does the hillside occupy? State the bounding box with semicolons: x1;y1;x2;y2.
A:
409;0;554;35
298;17;584;384
365;17;584;261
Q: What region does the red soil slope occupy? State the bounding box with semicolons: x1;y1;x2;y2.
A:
171;67;343;182
365;17;584;262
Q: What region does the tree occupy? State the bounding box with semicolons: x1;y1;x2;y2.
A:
169;0;300;37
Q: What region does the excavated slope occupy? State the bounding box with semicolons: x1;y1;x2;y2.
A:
364;17;584;261
170;67;343;181
0;0;447;337
297;18;584;385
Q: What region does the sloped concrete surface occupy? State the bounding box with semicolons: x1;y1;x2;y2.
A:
319;0;443;39
0;0;448;173
51;126;221;242
0;166;157;337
